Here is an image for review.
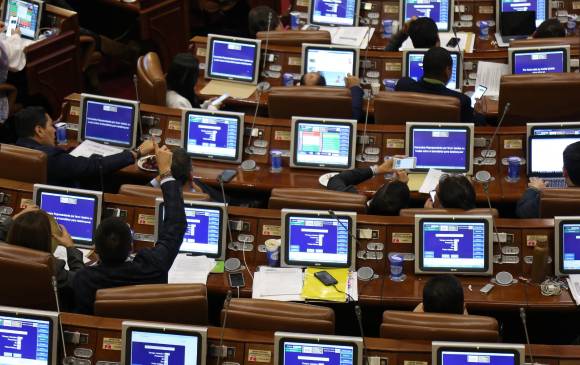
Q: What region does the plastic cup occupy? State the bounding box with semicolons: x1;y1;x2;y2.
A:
506;156;521;182
389;253;406;281
270;150;282;173
382;19;393;38
479;20;489;40
290;12;300;30
265;238;281;267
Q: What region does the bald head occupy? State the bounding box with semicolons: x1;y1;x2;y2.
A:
300;72;326;86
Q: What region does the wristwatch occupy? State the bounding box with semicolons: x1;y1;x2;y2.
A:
132;147;142;159
159;170;173;180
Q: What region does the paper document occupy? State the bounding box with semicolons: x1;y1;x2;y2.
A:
325;26;375;49
567;274;580;306
70;140;124;158
200;80;256;99
419;168;444;194
252;267;303;301
53;246;91;270
347;271;358;301
168;254;215;284
475;61;510;96
400;32;474;53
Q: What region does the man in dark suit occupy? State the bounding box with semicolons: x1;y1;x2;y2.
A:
14;106;154;187
395;47;485;125
73;145;187;314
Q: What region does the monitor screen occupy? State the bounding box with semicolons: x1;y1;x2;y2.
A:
433;342;524;365
528;136;580;176
206;34;260;84
404;50;461;90
309;0;359;26
33;185;102;247
510;47;569;74
402;0;452;31
290;117;356;171
406;123;473;174
415;215;492;275
181;109;244;164
499;0;546;26
156;199;226;260
79;94;139;149
281;209;356;269
3;0;42;40
302;45;359;87
274;332;363;365
0;307;57;365
555;218;580;276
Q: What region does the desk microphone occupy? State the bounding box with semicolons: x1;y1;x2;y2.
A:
358;24;374;161
327;210;360;249
52;276;72;365
132;74;145;142
354;305;370;365
256;12;272;93
519;307;536;364
217;290;233;365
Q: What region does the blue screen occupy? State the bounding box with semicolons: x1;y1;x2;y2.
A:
407;53;460;90
39;191;97;245
513;50;565;74
209;39;257;82
129;330;199;365
403;0;450;30
562;224;580;271
440;350;516;365
295;122;353;168
282;341;355;365
5;0;40;39
411;128;468;171
311;0;357;26
186;113;240;160
501;0;546;26
83;99;135;147
0;314;51;365
305;48;357;87
422;221;486;270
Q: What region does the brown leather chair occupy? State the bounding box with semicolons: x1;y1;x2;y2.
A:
380;310;499;341
399;208;499;218
95;284;208;325
137;52;167;106
79;35;103;72
256;30;331;46
499;73;580;125
119;184;210;202
269;188;368;213
222;298;335;334
268;87;353;119
0;242;56;310
0;144;47;183
374;91;461;124
539;188;580;218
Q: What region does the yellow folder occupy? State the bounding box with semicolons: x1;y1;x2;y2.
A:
301;268;349;302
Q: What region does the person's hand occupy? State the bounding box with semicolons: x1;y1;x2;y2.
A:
376;158;394;174
344;74;360;89
529;177;546;191
395;170;409;184
401;16;417;34
137;140;156;156
156;144;173;176
53;224;74;248
13;204;39;220
424;197;434;208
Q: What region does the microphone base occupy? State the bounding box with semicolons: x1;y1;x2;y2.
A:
256;81;271;92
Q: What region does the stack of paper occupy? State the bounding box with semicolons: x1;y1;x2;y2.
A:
319;26;375;49
567;274;580;305
475;61;510;97
419;168;444;194
400;32;475;53
252;267;304;301
53;246;92;270
70;140;124;158
168;254;215;284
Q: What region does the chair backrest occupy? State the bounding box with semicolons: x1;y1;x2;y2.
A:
0;144;47;183
499;73;580;125
137;52;167;106
0;242;56;310
222;298;335;334
539;188;580;218
374;91;461;125
268;188;368;213
256;30;331;46
119;184;210;202
268;86;353;119
510;37;580;50
0;83;17;117
399;208;499;218
380;310;499;341
95;284;208;325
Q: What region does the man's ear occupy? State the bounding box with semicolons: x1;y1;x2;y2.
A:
34;124;44;137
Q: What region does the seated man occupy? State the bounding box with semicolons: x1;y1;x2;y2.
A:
534;19;566;38
248;6;283;38
395;47;485;125
425;174;476;210
14;106;154;187
327;157;410;215
73;145;186;314
516;141;580;218
414;274;467;314
386;17;439;51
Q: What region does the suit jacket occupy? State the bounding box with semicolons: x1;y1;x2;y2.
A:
72;179;186;314
516;188;541;218
327;167;374;194
350;86;364;122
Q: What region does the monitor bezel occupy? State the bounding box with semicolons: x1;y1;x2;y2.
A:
205;34;261;85
290;116;357;171
33;184;103;248
274;331;363;365
414;214;493;276
78;93;140;150
0;305;58;365
554;216;580;276
2;0;44;40
399;0;454;32
301;43;360;88
280;209;357;270
180;108;245;164
508;45;571;74
402;48;464;92
122;320;207;365
495;0;549;30
154;198;227;260
405;122;475;175
432;341;525;365
308;0;361;27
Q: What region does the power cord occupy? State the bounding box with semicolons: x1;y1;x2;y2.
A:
333;284;355;302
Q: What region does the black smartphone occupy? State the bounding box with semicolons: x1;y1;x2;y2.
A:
218;169;237;183
228;272;245;288
446;37;460;48
314;271;338;286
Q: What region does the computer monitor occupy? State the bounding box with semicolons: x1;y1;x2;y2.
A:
155;198;227;260
405;122;475;175
402;49;463;91
526;122;580;178
555;217;580;276
122;321;207;365
274;332;363;365
497;0;548;28
432;342;525;365
290;117;357;171
280;209;356;270
78;93;140;149
308;0;360;27
205;34;261;85
180;108;245;164
2;0;43;40
33;184;103;248
415;215;493;276
0;306;58;365
509;46;570;74
400;0;453;31
301;44;359;87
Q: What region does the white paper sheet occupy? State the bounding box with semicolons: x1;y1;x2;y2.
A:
567;274;580;306
475;61;510;96
168;254;215;284
252;267;304;301
419;168;444;194
400;32;474;53
347;271;358;301
329;26;375;49
70;140;124;158
53;246;91;270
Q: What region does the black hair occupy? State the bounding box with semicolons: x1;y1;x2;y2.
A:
423;46;452;79
423;274;464;314
408;17;439;48
564;141;580;186
14;106;49;139
248;6;281;38
299;72;327;86
437;175;476;210
368;181;410;215
171;147;192;185
166;53;200;108
94;217;133;265
534;19;566;38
